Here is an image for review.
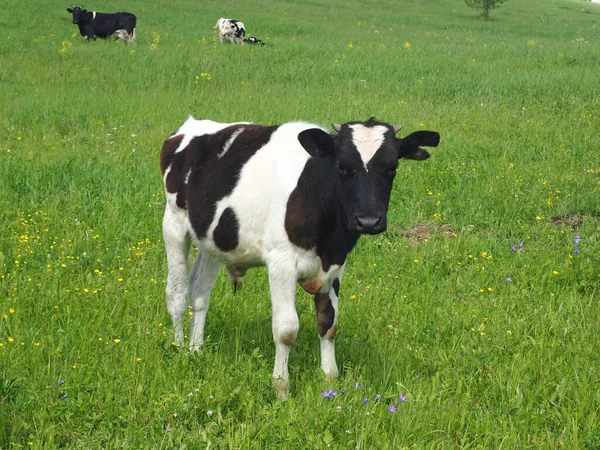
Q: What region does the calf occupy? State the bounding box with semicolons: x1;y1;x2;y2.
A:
66;6;136;42
160;117;440;399
211;18;246;44
244;36;266;46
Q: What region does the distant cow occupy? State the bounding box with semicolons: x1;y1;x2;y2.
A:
211;18;245;44
243;36;266;46
66;6;136;42
160;117;440;399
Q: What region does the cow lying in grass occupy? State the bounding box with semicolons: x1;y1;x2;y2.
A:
160;117;440;399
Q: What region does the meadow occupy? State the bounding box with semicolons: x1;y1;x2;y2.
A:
1;0;600;447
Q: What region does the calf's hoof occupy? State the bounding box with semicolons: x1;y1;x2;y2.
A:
187;344;202;354
323;366;339;380
272;378;290;401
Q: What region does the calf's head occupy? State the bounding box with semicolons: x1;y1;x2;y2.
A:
297;118;440;235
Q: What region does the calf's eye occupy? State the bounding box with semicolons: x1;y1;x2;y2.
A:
384;166;397;177
337;164;354;176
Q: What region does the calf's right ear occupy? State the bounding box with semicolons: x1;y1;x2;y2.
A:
297;128;336;158
67;7;73;12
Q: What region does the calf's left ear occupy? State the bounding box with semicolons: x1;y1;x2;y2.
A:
298;128;336;158
398;131;440;161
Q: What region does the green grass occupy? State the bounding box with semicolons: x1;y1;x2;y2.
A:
1;0;600;447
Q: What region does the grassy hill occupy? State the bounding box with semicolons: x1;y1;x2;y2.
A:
1;0;599;447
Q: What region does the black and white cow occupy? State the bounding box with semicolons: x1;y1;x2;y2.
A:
243;36;266;46
160;117;440;399
66;6;136;42
211;18;246;44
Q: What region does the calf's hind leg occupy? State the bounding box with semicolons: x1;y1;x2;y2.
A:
163;206;191;347
188;252;222;352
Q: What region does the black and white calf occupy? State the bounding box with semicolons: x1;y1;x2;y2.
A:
160;117;440;399
243;36;266;46
211;18;246;44
66;6;136;42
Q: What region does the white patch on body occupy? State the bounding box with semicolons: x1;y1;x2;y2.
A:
162;166;172;185
194;122;317;267
173;117;250;154
218;127;245;158
110;29;131;41
348;124;388;169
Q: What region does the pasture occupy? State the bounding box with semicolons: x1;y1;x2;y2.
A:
1;0;599;447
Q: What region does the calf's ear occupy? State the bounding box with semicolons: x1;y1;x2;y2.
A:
67;7;73;12
298;128;336;158
398;131;440;161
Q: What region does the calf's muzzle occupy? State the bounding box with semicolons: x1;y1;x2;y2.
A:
352;214;386;234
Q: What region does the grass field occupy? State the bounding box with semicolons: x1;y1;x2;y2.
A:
1;0;600;447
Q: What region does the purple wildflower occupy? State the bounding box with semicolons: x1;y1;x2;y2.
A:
574;247;580;254
388;404;397;413
362;397;368;405
573;236;581;244
60;393;67;400
518;242;524;249
399;395;407;403
322;389;337;398
59;380;65;385
375;394;382;401
354;382;361;389
510;246;516;252
505;277;512;282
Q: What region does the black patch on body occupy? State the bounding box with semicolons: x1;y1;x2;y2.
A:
285;157;359;271
213;207;239;251
332;278;340;297
160;134;183;175
231;20;246;38
161;134;188;209
165;124;277;240
314;292;335;337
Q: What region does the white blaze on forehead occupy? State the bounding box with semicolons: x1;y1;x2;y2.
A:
348;124;388;167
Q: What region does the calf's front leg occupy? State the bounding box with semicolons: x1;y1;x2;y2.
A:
268;262;299;401
314;276;342;380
